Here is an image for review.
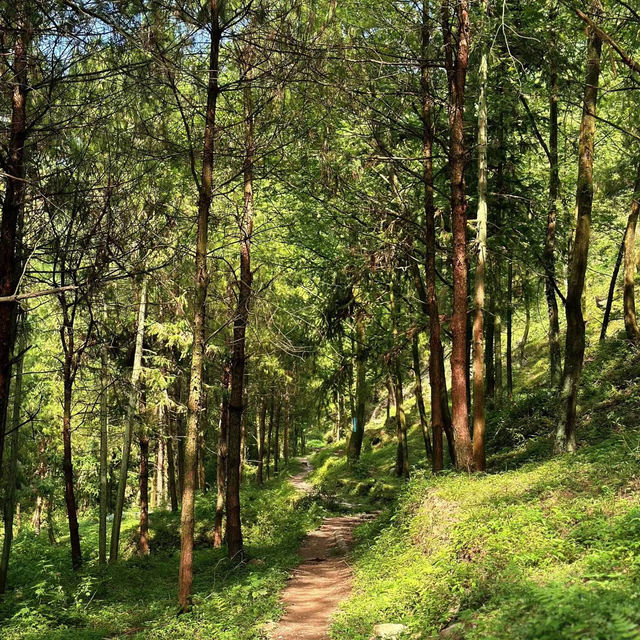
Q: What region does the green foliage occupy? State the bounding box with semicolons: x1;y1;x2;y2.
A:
329;343;640;640
0;465;324;639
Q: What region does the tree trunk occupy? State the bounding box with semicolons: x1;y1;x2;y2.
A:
214;361;229;548
506;260;513;397
99;327;109;564
0;326;24;594
518;294;530;364
421;0;451;472
556;1;602;453
110;276;147;562
346;311;367;463
283;390;290;464
412;332;432;461
0;2;29;487
274;397;281;474
166;410;179;512
495;311;503;406
177;0;221;609
257;396;267;486
225;47;255;561
266;395;274;479
600;231;626;341
486;289;496;399
443;0;473;471
62;369;82;570
472;2;488;471
546;4;563;386
623;164;640;341
138;434;150;555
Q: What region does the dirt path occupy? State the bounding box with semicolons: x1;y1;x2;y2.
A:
271;459;372;640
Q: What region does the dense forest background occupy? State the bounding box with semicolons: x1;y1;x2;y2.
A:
2;0;640;638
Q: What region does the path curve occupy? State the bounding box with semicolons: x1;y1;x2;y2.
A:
271;458;372;640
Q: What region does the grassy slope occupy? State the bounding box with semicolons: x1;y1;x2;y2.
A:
0;461;325;640
313;337;640;640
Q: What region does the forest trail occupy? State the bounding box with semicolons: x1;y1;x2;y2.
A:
271;459;372;640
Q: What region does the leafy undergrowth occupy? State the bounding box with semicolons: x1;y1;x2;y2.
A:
0;461;325;640
329;337;640;640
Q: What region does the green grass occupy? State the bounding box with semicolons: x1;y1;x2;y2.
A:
0;461;325;639
327;336;640;640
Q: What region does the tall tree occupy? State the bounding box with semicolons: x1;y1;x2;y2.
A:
556;1;603;452
178;0;222;610
442;0;473;470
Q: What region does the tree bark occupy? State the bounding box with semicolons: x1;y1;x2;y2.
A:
110;276;147;562
412;332;432;461
225;46;255;561
442;0;473;471
283;389;290;464
556;1;602;453
99;329;109;564
257;396;267;486
506;260;513;397
273;397;281;474
166;410;179;512
495;311;503;406
138;433;150;555
62;361;82;570
546;3;563;386
266;395;274;479
623;165;640;341
422;0;452;472
177;0;221;610
472;1;488;471
0;324;24;594
600;231;626;341
0;1;29;487
213;359;229;548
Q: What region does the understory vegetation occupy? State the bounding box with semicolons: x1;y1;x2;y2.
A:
324;338;640;640
0;461;325;639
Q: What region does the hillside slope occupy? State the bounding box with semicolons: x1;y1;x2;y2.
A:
315;337;640;640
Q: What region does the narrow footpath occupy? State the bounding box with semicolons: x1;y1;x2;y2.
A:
271;458;372;640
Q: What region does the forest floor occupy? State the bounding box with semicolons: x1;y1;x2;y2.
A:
272;458;375;640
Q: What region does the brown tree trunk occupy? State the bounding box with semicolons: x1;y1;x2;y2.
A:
518;294;531;364
274;397;281;474
495;311;503;406
214;361;229;548
412;332;432;461
266;395;274;480
0;326;24;594
283;390;290;464
257;396;267;485
556;1;602;453
442;0;473;471
99;328;109;564
600;232;626;341
546;4;563;386
138;434;150;555
178;0;221;611
506;260;513;397
0;2;29;486
485;289;496;399
473;1;488;471
225;45;255;561
166;411;179;512
421;0;451;472
623;165;640;341
62;370;82;570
